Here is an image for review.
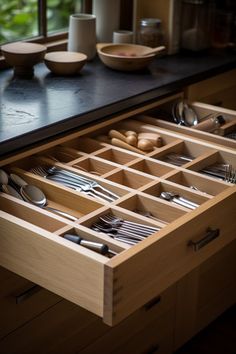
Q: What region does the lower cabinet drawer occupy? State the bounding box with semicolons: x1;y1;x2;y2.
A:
0;285;175;354
174;240;236;349
0;267;61;339
0;106;236;327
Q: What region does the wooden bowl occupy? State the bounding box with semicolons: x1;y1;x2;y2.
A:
1;42;47;78
97;43;156;71
44;51;87;75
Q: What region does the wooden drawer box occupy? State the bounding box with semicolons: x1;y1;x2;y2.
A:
0;103;235;327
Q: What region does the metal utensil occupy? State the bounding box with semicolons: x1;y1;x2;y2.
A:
160;191;197;210
0;169;9;185
30;165;119;202
63;233;117;256
1;184;24;200
20;184;78;221
101;214;160;233
162;153;193;166
172;100;199;126
168;192;199;209
92;222;146;241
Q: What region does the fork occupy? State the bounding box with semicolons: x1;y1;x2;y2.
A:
100;214;160;233
200;163;236;184
48;167;119;199
29;165;119;201
92;222;146;241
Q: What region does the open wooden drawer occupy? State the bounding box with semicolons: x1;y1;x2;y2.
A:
0;105;236;327
140;97;236;150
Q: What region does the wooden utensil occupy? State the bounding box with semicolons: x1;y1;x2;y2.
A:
141;46;166;56
111;138;145;154
137;139;154;151
138;132;162;147
109;130;137;146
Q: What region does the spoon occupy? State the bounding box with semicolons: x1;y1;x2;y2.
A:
1;184;24;200
0;168;9;185
173;101;199;126
182;102;199;127
20;184;78;222
160;191;196;210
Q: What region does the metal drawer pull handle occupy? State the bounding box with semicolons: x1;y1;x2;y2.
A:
144;296;161;311
188;228;220;252
15;285;41;304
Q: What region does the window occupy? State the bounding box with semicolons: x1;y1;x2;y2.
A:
0;0;91;46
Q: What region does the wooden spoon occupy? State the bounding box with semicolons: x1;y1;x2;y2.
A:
141;46;166;56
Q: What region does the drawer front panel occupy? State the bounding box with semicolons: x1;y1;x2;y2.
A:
104;187;236;325
0;211;106;317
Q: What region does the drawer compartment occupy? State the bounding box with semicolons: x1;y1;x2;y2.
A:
139;100;236;150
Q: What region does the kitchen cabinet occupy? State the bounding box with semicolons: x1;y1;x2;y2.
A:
185;68;236;110
0;272;175;354
174;241;236;350
0;89;235;353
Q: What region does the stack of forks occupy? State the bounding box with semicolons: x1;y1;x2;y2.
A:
200;163;236;184
91;213;160;245
30;165;119;202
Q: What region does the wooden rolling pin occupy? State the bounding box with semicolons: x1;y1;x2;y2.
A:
111;138;145;154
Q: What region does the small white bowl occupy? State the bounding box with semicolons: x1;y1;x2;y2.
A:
44;51;87;75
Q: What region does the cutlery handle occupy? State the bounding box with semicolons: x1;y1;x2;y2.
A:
172;197;196;210
44;206;77;221
64;234;109;255
178;197;199;209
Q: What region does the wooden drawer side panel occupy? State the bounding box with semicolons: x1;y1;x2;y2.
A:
104;187;236;325
0;212;105;317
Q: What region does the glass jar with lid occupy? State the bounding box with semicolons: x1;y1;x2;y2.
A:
138;18;165;48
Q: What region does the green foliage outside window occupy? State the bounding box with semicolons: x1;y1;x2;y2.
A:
0;0;38;44
0;0;83;45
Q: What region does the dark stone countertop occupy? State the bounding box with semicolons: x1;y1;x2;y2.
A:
0;49;236;157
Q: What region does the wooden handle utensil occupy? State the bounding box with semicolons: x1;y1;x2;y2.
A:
137;139;154;151
111;138;145;154
138;132;162;147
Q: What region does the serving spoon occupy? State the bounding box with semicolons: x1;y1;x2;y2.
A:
1;170;77;222
20;184;78;221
